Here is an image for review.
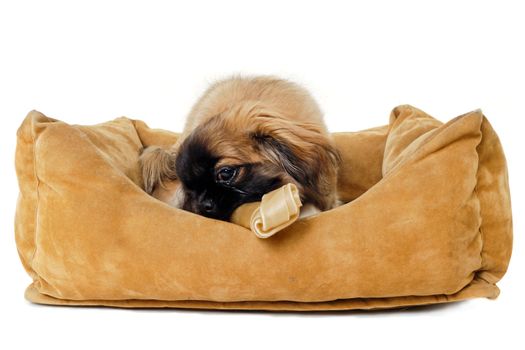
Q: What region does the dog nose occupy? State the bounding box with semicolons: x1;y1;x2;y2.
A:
201;198;214;213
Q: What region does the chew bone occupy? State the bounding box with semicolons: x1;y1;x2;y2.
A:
231;183;302;238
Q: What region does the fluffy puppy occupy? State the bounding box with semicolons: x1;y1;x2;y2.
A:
140;76;340;221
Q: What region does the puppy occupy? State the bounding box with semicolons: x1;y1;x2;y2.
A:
140;76;340;221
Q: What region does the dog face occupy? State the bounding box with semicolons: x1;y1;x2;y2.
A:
174;136;283;220
173;108;340;221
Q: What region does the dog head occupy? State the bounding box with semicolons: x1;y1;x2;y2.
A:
173;104;340;221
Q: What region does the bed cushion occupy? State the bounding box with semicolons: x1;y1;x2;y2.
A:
14;105;512;311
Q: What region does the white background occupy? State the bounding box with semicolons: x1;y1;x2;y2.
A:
1;1;523;349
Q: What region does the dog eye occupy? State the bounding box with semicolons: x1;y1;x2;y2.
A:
216;166;238;183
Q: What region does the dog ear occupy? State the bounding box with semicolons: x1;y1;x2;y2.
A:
139;146;177;194
249;114;340;209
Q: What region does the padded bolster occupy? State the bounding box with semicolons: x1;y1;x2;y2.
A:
14;105;512;311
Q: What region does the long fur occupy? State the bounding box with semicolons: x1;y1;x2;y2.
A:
139;146;177;194
141;75;340;218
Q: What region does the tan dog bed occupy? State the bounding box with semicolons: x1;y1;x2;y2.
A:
15;105;512;311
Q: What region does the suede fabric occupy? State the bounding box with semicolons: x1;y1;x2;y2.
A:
14;105;512;311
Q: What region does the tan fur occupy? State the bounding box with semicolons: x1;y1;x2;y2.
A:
182;76;326;137
141;76;340;210
139;146;177;194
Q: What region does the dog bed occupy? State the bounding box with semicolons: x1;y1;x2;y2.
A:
15;105;512;311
